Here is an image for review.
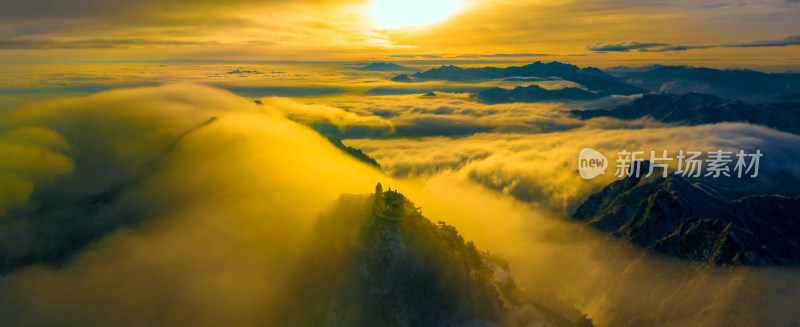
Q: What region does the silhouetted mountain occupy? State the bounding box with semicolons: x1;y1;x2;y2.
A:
327;136;381;168
395;62;646;96
391;74;413;82
573;162;800;265
576;66;615;79
359;62;420;72
608;65;800;104
478;85;604;104
423;91;437;97
279;185;595;326
571;92;800;135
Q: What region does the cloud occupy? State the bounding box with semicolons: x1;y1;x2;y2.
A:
0;84;798;327
0;0;359;20
257;96;395;132
732;34;800;47
0;83;394;325
341;117;800;326
588;34;800;52
455;53;551;58
410;173;800;327
586;41;668;52
0;38;207;49
0;83;396;272
226;87;347;97
388;54;445;58
0;0;798;62
0;127;73;215
0;0;396;60
303;93;592;138
349;122;800;213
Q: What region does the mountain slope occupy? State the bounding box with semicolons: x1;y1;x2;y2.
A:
327;136;381;168
278;185;594;327
572;163;800;265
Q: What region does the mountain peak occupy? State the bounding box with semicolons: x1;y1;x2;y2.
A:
373;184;415;221
279;186;595;326
399;61;645;96
358;62;419;72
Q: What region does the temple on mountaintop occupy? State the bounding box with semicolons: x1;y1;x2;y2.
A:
374;183;408;221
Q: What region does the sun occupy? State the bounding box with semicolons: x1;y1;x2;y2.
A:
369;0;465;29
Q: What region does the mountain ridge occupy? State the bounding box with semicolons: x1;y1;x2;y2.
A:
572;163;800;265
392;61;647;96
606;65;800;104
570;92;800;135
278;184;595;326
359;62;420;72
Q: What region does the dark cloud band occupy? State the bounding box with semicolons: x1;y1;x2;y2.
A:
587;35;800;52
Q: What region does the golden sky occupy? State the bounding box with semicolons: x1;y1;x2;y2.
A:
1;0;799;65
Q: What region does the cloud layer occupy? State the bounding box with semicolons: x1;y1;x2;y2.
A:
0;84;798;327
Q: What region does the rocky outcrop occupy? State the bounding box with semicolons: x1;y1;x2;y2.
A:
573;164;800;265
327;136;381;168
278;186;595;326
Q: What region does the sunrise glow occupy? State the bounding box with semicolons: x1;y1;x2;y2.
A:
369;0;465;28
1;1;799;326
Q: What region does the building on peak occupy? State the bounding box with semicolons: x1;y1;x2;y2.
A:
374;184;406;221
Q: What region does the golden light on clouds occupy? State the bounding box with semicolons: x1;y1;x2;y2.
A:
0;0;797;64
1;0;800;325
1;82;798;326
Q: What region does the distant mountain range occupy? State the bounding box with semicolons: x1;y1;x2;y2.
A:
392;62;646;96
571;92;800;135
606;65;800;104
573;162;800;265
388;62;800;104
478;85;605;104
279;185;595;326
358;62;420;72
